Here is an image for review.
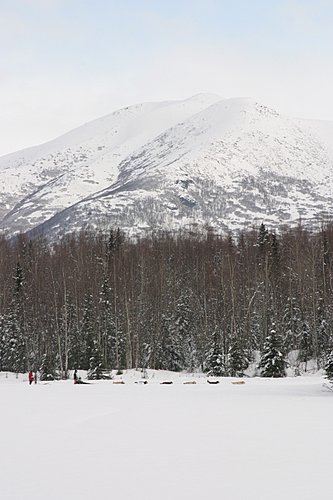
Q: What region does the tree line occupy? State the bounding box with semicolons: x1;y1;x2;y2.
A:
0;223;332;379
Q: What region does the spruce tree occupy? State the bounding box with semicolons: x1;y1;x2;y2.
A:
156;314;184;371
87;340;103;380
39;353;55;381
2;310;26;373
316;297;330;365
206;330;224;376
299;321;313;371
3;261;27;373
283;297;301;352
259;326;286;377
99;277;116;370
318;318;330;364
325;351;333;383
228;336;249;377
257;223;269;251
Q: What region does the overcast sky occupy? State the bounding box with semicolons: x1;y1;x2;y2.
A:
1;0;333;157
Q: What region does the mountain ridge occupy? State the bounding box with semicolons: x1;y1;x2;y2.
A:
1;94;333;239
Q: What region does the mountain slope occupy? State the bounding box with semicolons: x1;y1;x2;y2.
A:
0;93;220;233
1;95;333;238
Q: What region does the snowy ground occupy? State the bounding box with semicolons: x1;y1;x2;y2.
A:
0;370;332;500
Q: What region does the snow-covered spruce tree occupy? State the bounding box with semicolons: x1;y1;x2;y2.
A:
283;296;301;352
259;327;286;378
317;318;330;365
106;227;122;259
2;261;27;373
1;309;26;373
39;353;55;381
316;297;331;366
299;321;313;371
14;261;24;295
87;340;103;380
228;336;249;377
0;317;10;371
155;314;184;372
9;331;26;374
257;223;269;251
98;277;117;370
205;330;224;376
325;351;333;383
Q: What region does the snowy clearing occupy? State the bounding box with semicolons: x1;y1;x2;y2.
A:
0;371;332;500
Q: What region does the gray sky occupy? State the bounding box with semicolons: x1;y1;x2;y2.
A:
1;0;333;157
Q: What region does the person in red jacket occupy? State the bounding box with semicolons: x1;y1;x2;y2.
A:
28;370;34;385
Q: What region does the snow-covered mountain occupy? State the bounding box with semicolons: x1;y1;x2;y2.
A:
1;93;333;239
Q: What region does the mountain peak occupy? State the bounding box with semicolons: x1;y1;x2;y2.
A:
0;95;333;239
184;92;222;104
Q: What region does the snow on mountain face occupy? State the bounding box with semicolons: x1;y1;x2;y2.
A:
0;94;220;232
1;94;333;239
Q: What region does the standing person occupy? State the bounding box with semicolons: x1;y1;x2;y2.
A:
73;369;78;384
28;370;34;385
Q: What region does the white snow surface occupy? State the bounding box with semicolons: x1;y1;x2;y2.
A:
0;369;332;500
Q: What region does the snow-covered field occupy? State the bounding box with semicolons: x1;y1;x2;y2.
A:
1;370;332;500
